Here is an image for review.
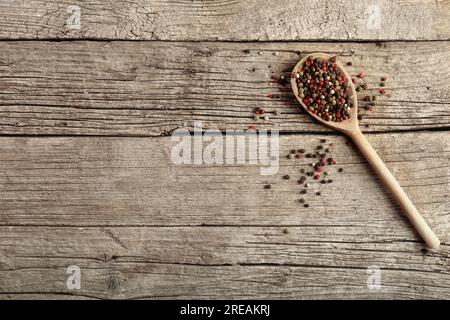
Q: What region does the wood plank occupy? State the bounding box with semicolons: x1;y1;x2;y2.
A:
0;132;448;299
0;0;449;41
0;132;447;231
1;226;450;299
0;41;449;135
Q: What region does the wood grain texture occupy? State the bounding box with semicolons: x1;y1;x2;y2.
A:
1;132;447;228
0;41;449;136
1;226;450;299
0;131;449;299
0;0;449;41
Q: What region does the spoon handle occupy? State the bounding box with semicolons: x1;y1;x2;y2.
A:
349;129;440;250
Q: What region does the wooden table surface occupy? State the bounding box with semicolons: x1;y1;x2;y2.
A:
0;0;449;299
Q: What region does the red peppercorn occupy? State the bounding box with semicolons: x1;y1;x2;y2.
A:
379;89;386;95
330;56;337;63
329;143;334;147
248;125;256;130
313;175;321;180
357;72;365;79
315;167;322;173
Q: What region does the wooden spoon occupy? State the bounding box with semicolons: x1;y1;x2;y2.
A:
291;53;440;250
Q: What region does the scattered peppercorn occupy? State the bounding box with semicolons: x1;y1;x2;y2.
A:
264;184;271;189
381;76;387;81
283;175;291;180
283;228;289;234
327;179;333;183
357;72;365;79
320;139;327;143
338;168;344;172
379;89;386;95
300;189;307;194
299;198;305;203
304;204;310;208
358;115;363;120
346;61;353;66
254;106;265;115
379;82;385;87
316;191;321;195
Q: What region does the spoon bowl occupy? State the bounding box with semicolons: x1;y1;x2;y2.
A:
290;53;440;251
290;53;358;135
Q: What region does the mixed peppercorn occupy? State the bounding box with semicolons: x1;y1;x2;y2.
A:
264;139;345;208
294;56;352;122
